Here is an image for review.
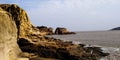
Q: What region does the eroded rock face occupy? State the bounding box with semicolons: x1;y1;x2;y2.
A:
0;4;37;38
0;7;21;60
55;27;76;35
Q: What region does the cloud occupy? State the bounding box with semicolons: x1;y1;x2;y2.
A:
1;0;120;31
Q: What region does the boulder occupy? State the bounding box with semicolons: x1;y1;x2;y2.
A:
0;7;21;60
55;27;76;35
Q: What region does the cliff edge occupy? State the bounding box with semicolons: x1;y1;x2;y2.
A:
0;4;39;38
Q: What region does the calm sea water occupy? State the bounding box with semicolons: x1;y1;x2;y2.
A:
48;31;120;60
49;31;120;48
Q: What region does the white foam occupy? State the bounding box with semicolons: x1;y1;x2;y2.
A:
100;47;120;60
101;47;120;53
100;58;108;60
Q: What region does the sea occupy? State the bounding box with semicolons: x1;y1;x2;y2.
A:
48;30;120;60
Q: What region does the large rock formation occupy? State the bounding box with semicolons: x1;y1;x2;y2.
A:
55;27;76;35
0;7;21;60
18;37;109;60
0;4;39;38
36;26;53;35
0;4;109;60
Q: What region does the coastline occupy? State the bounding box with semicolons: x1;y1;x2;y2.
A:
49;30;120;48
48;30;120;60
0;4;118;60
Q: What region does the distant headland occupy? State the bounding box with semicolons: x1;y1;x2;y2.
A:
111;27;120;30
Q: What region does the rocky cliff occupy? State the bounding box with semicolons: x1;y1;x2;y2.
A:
0;4;38;38
0;4;109;60
0;7;21;60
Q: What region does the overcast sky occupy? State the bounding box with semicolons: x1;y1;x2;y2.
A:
0;0;120;31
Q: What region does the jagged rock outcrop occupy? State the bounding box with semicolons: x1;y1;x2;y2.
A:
36;26;53;35
0;4;39;38
0;7;21;60
111;27;120;30
55;27;76;35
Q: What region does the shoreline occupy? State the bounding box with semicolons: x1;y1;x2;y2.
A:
48;30;120;60
0;4;118;60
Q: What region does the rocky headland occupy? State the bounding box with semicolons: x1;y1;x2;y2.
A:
36;26;54;35
36;26;76;35
55;27;76;35
0;4;109;60
111;27;120;30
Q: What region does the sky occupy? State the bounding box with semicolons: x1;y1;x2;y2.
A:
0;0;120;31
